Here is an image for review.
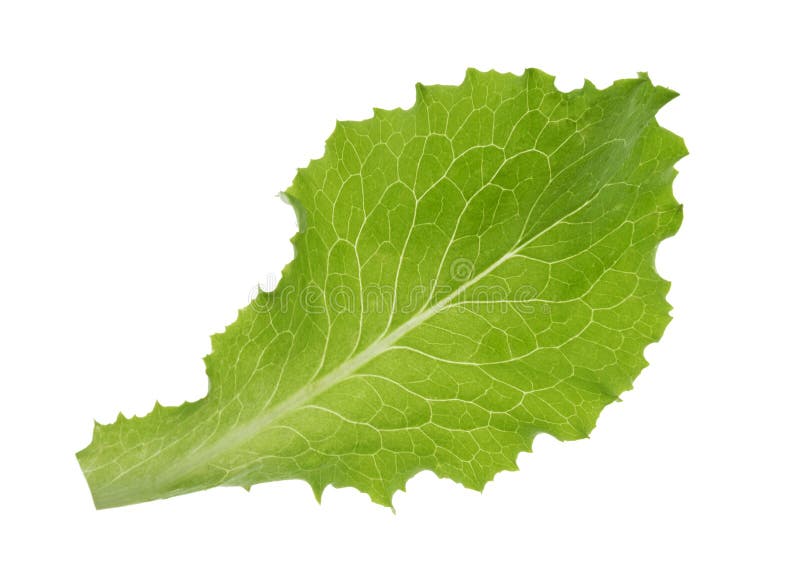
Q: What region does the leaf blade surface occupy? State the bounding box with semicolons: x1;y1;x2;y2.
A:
77;69;685;509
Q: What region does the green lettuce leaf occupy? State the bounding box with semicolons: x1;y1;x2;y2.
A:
77;68;685;509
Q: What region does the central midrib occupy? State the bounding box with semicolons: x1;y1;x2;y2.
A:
154;191;603;489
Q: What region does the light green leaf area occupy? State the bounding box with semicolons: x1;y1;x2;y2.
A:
77;69;685;509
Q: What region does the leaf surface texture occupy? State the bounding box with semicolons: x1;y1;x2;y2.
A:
77;69;685;509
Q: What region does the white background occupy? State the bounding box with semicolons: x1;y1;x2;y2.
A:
1;1;798;568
